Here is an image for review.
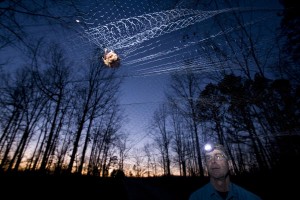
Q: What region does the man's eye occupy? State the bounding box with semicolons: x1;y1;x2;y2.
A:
205;156;211;160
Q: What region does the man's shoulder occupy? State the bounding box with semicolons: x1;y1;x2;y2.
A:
231;183;262;200
189;183;212;200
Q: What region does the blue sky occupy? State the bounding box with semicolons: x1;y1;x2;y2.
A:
1;0;283;151
79;0;284;149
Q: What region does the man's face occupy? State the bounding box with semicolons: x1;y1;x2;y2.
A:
205;149;229;180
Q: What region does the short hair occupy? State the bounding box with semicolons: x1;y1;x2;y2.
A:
204;143;228;157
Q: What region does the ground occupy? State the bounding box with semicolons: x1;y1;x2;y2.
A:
0;172;296;199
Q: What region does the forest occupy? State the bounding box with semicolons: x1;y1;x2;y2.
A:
0;1;299;195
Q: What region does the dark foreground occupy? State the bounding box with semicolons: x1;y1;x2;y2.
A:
0;172;296;200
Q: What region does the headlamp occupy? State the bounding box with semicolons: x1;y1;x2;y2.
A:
203;142;228;158
204;143;215;152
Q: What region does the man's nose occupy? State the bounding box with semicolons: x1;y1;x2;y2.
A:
211;155;217;162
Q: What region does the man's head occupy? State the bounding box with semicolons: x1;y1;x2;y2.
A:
204;143;230;180
204;143;228;156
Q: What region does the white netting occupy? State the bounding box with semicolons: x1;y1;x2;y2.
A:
62;0;282;150
79;8;236;51
66;0;280;77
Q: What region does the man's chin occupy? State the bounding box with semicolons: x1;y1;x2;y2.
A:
209;171;229;180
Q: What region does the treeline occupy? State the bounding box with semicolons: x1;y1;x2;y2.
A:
146;73;300;177
138;0;300;177
0;45;125;175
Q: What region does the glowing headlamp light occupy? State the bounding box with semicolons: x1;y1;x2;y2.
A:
204;143;215;152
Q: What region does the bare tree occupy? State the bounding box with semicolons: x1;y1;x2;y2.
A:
131;148;146;177
167;72;205;177
278;0;300;83
67;52;122;174
143;143;153;177
86;105;123;177
150;103;172;176
2;67;48;171
115;132;130;172
0;0;81;67
27;43;74;172
168;106;189;176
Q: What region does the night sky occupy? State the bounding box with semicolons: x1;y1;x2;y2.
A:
1;0;283;155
